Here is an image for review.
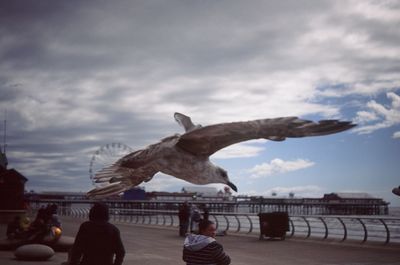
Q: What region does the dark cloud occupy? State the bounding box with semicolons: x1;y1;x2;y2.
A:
0;82;23;102
0;0;327;76
0;0;399;195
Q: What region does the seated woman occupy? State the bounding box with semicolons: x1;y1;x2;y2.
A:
6;216;23;240
18;204;62;244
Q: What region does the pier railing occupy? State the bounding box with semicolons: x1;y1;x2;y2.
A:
35;205;400;245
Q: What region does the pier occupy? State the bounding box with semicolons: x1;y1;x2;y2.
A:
28;190;390;216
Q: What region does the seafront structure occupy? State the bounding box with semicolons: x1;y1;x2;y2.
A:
27;189;389;216
0;147;28;223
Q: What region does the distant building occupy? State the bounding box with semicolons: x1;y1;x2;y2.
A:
323;192;375;200
181;186;219;197
0;164;28;210
146;191;195;201
180;186;234;201
321;192;389;215
0;149;28;224
33;191;87;200
123;187;146;200
0;150;7;168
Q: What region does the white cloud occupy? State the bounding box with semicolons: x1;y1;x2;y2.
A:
353;92;400;134
249;158;315;179
393;131;400;139
340;0;400;23
353;110;379;124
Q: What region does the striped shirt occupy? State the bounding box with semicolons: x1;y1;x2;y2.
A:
183;234;230;265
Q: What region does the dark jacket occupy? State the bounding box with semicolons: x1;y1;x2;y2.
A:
70;221;125;265
183;234;230;265
179;204;191;222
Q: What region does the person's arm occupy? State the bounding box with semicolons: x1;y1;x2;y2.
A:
113;228;125;265
69;224;85;265
213;242;231;265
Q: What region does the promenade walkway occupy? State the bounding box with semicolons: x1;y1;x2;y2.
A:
1;216;399;265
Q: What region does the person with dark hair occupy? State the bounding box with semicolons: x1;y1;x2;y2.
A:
30;206;46;230
44;204;61;228
183;219;231;265
69;203;125;265
6;216;22;239
26;206;48;242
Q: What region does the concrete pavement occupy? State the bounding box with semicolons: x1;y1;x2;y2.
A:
1;216;399;265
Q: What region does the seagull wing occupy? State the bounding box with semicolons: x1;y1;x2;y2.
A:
87;144;163;198
87;163;159;199
176;117;356;156
393;187;400;197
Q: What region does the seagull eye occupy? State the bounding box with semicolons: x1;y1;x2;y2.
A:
219;169;227;178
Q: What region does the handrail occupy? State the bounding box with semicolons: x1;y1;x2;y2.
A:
357;218;368;243
379;218;391;244
245;215;253;234
29;205;400;245
288;218;295;237
302;216;311;238
234;215;241;233
337;217;347;242
223;215;229;232
319;217;328;240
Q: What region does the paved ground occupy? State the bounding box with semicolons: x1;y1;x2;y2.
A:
1;216;399;265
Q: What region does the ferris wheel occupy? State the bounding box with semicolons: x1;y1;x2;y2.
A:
89;142;133;185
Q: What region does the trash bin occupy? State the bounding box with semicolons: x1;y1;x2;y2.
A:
258;212;289;240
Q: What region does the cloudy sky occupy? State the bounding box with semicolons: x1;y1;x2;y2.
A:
1;0;399;206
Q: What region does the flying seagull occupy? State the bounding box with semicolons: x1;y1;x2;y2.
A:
87;113;356;198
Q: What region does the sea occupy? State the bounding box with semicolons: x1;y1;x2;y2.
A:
387;206;400;217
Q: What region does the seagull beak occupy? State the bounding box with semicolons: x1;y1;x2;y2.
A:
227;181;237;192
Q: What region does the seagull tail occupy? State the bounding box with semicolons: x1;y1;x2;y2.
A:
263;118;356;141
290;119;357;137
86;182;130;199
268;117;356;139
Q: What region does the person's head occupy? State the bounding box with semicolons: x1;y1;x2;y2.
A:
89;202;109;222
50;204;58;214
199;219;216;238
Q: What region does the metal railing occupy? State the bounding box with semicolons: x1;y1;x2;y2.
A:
36;205;400;245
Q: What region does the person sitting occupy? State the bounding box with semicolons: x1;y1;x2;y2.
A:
26;205;51;242
46;204;61;228
183;219;231;265
69;202;125;265
6;216;22;240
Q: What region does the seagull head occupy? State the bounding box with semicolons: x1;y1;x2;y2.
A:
216;167;237;192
